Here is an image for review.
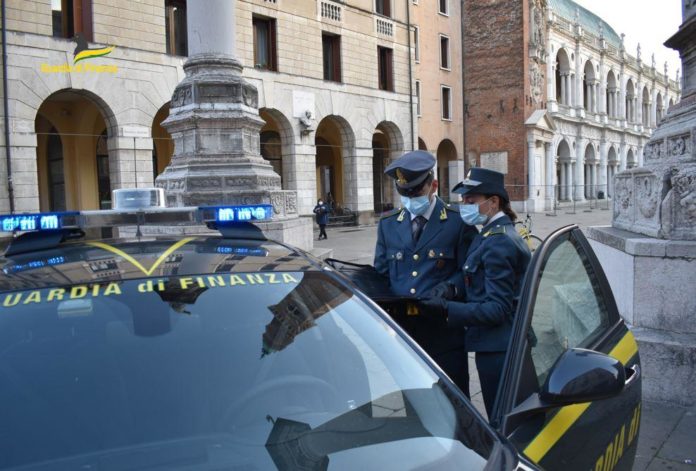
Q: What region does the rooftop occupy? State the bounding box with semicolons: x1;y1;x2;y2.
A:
548;0;623;48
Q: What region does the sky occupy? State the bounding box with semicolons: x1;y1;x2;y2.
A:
573;0;682;80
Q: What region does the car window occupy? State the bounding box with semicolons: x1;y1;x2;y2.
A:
527;234;611;386
0;271;493;470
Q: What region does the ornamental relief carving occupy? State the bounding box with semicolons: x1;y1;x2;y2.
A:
644;140;663;161
667;134;692;158
636;175;658;219
171;86;193;108
613;176;633;222
271;193;285;215
673;170;696;225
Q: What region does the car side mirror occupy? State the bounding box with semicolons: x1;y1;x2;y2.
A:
541;348;625;405
501;348;626;435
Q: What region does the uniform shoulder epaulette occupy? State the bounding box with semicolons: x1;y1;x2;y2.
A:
381;208;403;220
482;225;507;237
444;203;458;213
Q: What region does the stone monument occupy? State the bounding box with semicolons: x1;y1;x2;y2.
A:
587;0;695;405
154;0;312;250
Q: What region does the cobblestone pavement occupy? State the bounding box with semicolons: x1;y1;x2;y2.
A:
313;207;696;470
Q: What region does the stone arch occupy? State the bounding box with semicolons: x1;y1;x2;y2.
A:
642;86;651;127
372;121;404;213
436;139;457;201
315;115;356;209
583;59;597;111
555;48;572;105
627;148;636;168
606;70;618;117
626;79;636;122
418;137;428;151
35;89;119;211
669;97;674;108
259;108;295;189
152;103;173;178
556;139;572;201
656;92;664;123
607;145;619;197
584;142;597;199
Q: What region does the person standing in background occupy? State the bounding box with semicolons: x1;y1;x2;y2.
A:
314;198;330;240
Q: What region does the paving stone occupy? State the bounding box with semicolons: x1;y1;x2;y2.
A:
646;458;696;470
656;410;696;464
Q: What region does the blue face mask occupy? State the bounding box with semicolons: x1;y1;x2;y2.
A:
401;195;430;216
459;198;492;226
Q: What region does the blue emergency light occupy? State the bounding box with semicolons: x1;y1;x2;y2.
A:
0;212;80;233
200;204;273;224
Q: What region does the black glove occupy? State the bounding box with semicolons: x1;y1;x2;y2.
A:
422;281;457;301
418;296;449;319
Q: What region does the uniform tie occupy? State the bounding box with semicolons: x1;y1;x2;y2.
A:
412;215;427;242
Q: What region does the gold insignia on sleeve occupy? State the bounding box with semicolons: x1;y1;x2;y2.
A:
439;208;447;220
396;168;408;185
397;210;406;222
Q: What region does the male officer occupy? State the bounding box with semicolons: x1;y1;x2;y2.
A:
374;150;477;396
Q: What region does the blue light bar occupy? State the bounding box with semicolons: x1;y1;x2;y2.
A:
0;212;80;233
199;204;273;224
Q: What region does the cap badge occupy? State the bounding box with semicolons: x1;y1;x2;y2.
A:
396;168;408;185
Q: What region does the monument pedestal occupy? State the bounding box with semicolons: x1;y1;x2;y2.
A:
587;227;696;406
153;0;313;250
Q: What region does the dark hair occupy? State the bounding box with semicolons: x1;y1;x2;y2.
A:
485;194;517;222
501;199;517;222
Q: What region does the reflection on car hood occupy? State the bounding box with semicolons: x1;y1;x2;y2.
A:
0;237;317;291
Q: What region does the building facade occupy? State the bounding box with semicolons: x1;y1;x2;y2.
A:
0;0;417;221
463;0;680;212
411;0;465;202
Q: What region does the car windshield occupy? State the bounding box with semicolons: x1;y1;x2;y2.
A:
0;270;494;470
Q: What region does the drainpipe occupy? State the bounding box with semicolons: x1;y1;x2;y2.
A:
460;0;467;176
2;0;15;212
406;0;415;151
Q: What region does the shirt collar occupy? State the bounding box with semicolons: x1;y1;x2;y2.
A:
410;195;438;221
489;211;505;224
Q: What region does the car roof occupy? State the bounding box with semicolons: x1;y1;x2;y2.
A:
0;235;321;292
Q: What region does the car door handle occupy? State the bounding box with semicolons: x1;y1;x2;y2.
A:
625;364;641;387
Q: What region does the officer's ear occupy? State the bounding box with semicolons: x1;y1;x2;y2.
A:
430;179;439;196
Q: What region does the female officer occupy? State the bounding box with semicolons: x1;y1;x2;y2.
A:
421;167;531;416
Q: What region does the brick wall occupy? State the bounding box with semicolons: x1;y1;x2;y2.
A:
463;0;529;198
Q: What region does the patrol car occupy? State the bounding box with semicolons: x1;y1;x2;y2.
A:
0;192;640;471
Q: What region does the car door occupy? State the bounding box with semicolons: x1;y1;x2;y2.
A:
492;225;642;471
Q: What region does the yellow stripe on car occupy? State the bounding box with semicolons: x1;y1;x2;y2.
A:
523;331;639;463
87;237;195;276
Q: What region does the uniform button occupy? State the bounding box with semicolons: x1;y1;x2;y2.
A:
410;288;416;294
465;265;469;269
413;254;419;261
412;271;418;277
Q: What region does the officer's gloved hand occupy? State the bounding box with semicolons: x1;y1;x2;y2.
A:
422;281;457;301
418;296;448;320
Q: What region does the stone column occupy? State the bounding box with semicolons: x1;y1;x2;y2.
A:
545;142;554;207
560;162;567;200
568;161;575;201
344;146;374;224
560;74;567;105
287;143;318;215
3;130;39;212
574;140;586;201
599;140;608;196
548;61;556;105
527;139;536;205
155;0;312;249
108;136;155;191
